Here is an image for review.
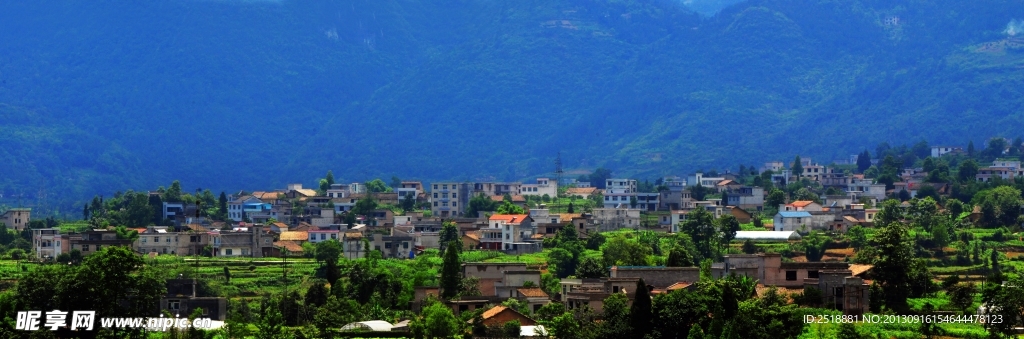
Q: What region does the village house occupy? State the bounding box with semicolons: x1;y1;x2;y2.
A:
566;187;597;199
461;262;530;298
658;180;689;210
520;177;557;198
69;229;134;256
482;214;536;252
1;208;30;231
687;173;725;188
209;226;272;257
429;182;469;218
931;146;964;158
32;228;63;259
161;278;227;321
135;226;210;256
722;186;765;211
774;211;812;232
591;208;641;231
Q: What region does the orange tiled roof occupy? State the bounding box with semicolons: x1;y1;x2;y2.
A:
790;201;815;208
274;240;304;253
566;187;597;195
490;196;505;202
667;282;693;291
717;180;734;186
489;214;531;223
280;231;308;241
849;264;873;276
517;288;549;298
464;232;481;241
557;213;582;221
481;306;509;320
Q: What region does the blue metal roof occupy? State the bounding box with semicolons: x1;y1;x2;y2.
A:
777;211;812;218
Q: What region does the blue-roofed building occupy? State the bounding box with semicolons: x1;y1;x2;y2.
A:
773;211;812;232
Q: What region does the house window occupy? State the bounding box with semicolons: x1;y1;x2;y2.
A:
168;300;180;311
403;242;409;249
82;245;90;252
433;193;438;198
142;238;147;243
453;202;457;207
167;238;172;243
808;270;819;279
452;193;457;198
433;202;438;207
786;271;797;281
226;249;233;255
154;237;160;242
385;242;392;249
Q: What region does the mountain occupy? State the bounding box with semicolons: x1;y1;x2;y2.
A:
2;0;1024;216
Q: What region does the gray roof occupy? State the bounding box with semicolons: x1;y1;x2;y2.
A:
340;321;393;332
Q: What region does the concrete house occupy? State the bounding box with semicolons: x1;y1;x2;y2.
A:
1;208;30;231
521;178;557;198
210;226;271;257
774;211;812;232
723;186;765;211
69;229;134;256
32;228;62;259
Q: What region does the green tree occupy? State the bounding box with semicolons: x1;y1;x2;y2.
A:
164;180;183;203
742;239;757;254
417;298;461;339
438;221;461;254
575;256;607;278
835;322;863;339
680;208;718;261
549;248;580;278
351;194;377;216
467;193;498;217
872;200;914;313
601;236;651;267
401;192;416;212
325;170;335;186
598;293;631;339
496;201;525;214
440;241;462;299
691;183;709;201
667;247;695;267
856;151;872;173
630;279;652;338
947;282;976;313
717;215;740;248
365;179;392;193
847;226;867;250
791;156;803;177
958;159;979;183
686;323;705;339
218;191;228;220
766;189;785;209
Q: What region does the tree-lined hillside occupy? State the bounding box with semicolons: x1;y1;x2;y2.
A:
2;0;1024;214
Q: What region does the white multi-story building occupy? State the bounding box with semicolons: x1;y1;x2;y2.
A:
32;228;62;259
521;178;557;198
687;173;725;188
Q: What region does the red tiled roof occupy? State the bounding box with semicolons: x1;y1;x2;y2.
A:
489;214;531;223
490;196;505;202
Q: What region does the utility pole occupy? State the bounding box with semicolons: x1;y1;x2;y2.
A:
555;152;564;191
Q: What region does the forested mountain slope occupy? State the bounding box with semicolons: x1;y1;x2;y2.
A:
1;0;1023;214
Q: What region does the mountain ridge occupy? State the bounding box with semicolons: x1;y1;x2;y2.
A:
2;0;1024;215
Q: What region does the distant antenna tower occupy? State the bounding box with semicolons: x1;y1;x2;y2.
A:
555;152;564;187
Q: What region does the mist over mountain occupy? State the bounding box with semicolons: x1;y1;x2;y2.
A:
2;0;1024;215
